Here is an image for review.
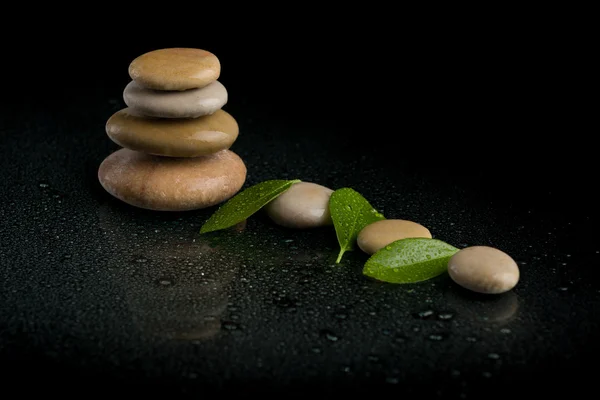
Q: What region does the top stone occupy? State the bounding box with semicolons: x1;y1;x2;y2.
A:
128;48;221;91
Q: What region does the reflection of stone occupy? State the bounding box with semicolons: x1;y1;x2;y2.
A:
96;203;238;342
443;285;520;324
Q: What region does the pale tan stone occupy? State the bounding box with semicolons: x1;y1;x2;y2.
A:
123;80;227;118
98;148;246;211
265;182;334;228
448;246;520;294
128;48;220;91
357;219;432;255
105;108;238;157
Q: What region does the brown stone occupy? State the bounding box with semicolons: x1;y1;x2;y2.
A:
357;219;432;255
128;48;220;91
98;148;246;211
105;108;239;157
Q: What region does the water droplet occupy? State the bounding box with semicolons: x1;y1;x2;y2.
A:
334;312;348;320
39;182;49;188
223;321;239;331
134;257;147;263
368;355;380;362
385;377;399;384
428;334;445;341
466;336;477;342
488;353;500;360
438;313;454;320
320;329;339;342
500;328;511;334
311;347;322;354
385;245;392;250
159;279;172;286
558;287;569;291
346;205;353;211
414;310;434;319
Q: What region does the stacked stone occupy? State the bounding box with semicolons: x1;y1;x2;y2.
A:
98;48;246;211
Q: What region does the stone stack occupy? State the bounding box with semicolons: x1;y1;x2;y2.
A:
98;48;246;211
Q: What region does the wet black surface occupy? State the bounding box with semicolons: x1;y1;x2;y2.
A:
0;25;598;397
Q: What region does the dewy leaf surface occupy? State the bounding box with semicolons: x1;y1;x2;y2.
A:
200;179;301;234
363;238;459;283
329;188;385;263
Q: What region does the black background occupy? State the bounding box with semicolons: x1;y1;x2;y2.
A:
1;10;597;398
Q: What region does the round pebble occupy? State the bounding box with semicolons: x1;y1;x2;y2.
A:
264;182;334;228
123;80;228;118
448;246;520;294
105;108;238;157
98;148;246;211
128;48;220;91
357;219;432;255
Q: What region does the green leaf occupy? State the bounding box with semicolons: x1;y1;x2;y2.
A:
329;188;385;264
200;179;301;234
363;238;459;283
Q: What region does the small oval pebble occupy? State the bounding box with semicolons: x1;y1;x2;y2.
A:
128;48;220;91
123;80;228;118
264;182;334;228
448;246;519;294
357;219;432;255
98;148;246;211
105;108;238;157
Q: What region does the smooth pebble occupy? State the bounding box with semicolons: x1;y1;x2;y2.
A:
448;246;519;294
123;80;228;118
357;219;432;255
105;108;238;157
98;148;246;211
128;48;220;91
265;182;333;228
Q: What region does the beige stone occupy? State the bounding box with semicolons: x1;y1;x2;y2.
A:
264;182;334;228
98;148;246;211
123;80;228;118
357;219;432;255
128;48;220;91
105;108;238;157
448;246;520;294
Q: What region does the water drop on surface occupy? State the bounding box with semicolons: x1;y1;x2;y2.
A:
159;279;172;286
428;334;445;341
39;182;49;188
488;353;500;360
466;336;477;342
311;347;322;354
438;313;454;320
500;328;511;334
558;287;569;291
385;245;392;250
223;321;239;331
321;329;339;342
415;310;434;319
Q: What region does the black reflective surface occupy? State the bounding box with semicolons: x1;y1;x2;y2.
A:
1;29;598;398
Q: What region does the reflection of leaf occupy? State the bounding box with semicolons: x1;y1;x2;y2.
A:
200;179;301;234
329;188;385;263
363;238;458;283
